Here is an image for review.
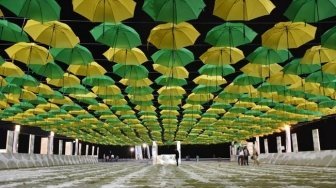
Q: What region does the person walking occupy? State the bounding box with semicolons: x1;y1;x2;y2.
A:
174;149;180;166
237;147;244;165
243;146;250;165
252;147;260;166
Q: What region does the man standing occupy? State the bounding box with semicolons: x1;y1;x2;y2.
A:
174;149;180;166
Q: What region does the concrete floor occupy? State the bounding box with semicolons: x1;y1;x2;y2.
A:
0;161;335;188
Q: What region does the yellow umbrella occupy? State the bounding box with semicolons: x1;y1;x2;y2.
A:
158;98;180;105
158;86;186;96
241;63;283;78
104;99;127;105
153;64;188;79
182;104;203;110
268;72;302;85
297;102;318;111
161;110;179;116
119;78;152;86
213;0;275;21
207;108;226;114
99;114;117;119
24;83;54;95
0;9;3;17
70;92;97;99
193;75;226;86
301;46;336;64
0;101;10;109
322;61;336;74
0;76;7;87
68;62;106;76
148;22;200;49
24;20;79;48
289;81;320;93
262;22;316;49
20;89;37;100
49;96;73;105
0;62;25;76
235;101;256;108
251;105;271;112
224;83;256;94
135;105;156;111
187;93;214;101
200;47;244;65
88;103;109;111
5;42;53;65
36;103;59;110
69;109;88;115
72;0;136;22
284;96;307;105
47;73;80;87
103;47;147;65
25;108;46;114
5;94;20;103
92;85;121;95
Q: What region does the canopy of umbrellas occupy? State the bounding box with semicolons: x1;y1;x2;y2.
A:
0;0;336;145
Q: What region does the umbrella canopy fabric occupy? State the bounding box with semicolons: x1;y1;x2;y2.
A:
153;64;188;78
151;48;194;67
28;61;64;79
200;47;245;65
103;48;148;65
322;26;336;50
50;45;93;65
0;20;29;42
246;47;292;65
68;62;106;76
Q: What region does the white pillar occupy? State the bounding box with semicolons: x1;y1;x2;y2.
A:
28;135;35;154
58;140;63;155
135;145;143;160
276;136;282;153
13;125;20;153
97;147;99;157
177;141;181;165
65;142;73;155
152;141;158;165
255;136;260;154
40;137;48;154
264;139;269;154
6;131;14;153
146;145;151;159
74;139;79;155
312;129;320;151
285;126;291;153
85;145;89;156
92;146;95;156
78;143;82;155
291;133;298;152
48;131;54;155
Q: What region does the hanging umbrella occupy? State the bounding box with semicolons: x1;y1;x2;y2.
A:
283;58;321;75
321;26;336;50
148;22;200;49
0;62;25;76
5;74;39;87
224;83;256;94
151;48;194;67
49;96;73;105
61;103;82;111
257;83;287;92
72;0;136;22
247;47;292;65
142;0;205;23
20;89;37;100
125;86;153;95
205;22;257;47
82;75;115;86
284;0;336;23
90;23;141;48
155;75;187;86
59;85;89;95
233;74;264;85
113;64;148;80
103;48;147;65
46;73;80;87
187;93;214;102
262;22;316;49
193;75;226;86
153;64;188;78
306;71;336;83
0;20;29;42
213;0;275;21
200;47;244;65
0;0;60;22
240;63;283;78
268;72;302;86
119;78;152;87
24;20;79;48
319;100;336;108
39;90;63;99
50;45;93;65
1;84;21;94
158;86;186;96
5;42;53;65
68;62;106;76
192;85;221;94
27;96;48;104
301;45;336;64
92;85;121;95
322;61;336;74
28;61;64;79
24;83;53;95
198;64;235;76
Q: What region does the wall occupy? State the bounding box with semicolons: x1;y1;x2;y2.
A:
0;153;98;170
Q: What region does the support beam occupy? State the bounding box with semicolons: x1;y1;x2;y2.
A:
85;145;89;156
176;141;181;165
285;126;292;153
255;136;260;154
48;131;54;155
97;147;99;157
13;125;20;153
152;141;158;165
65;142;73;155
312;129;320;151
6;131;14;153
78;143;82;155
291;133;298;152
40;137;48;154
276;136;282;153
92;146;95;156
146;145;151;159
28;135;35;154
74;139;79;156
58;140;63;155
264;139;269;154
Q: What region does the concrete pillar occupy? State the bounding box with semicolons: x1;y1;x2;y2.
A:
135;145;143;160
28;134;35;154
40;137;48;154
255;136;260;154
74;139;79;155
264;139;269;154
92;146;95;156
146;145;151;159
13;125;20;153
48;131;54;155
85;145;89;156
291;133;298;152
65;142;73;155
6;130;14;153
285;126;292;153
97;147;99;157
152;141;158;165
58;140;63;155
177;141;181;165
276;136;282;153
312;129;320;151
78;143;82;155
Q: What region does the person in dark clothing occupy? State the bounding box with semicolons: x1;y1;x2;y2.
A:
243;146;250;165
174;149;179;166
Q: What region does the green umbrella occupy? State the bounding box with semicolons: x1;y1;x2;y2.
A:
274;103;296;112
229;107;247;113
0;92;5;100
245;110;263;116
192;85;221;94
258;99;279;107
0;0;61;22
90;23;141;48
99;93;124;100
77;114;94;119
5;74;39;87
306;71;336;83
4;107;23;114
158;95;183;101
142;0;205;23
246;47;292;65
319;100;336;108
111;105;132;111
155;75;187;86
284;0;336;22
1;84;21;94
321;81;336;89
61;103;82;111
113;64;148;80
59;85;89;94
321;26;336;50
211;103;231;109
26;96;47;104
151;48;194;67
12;102;34;110
49;109;67;115
39;90;63;99
308;95;331;102
283;59;321;75
82;75;115;86
0;20;29;42
233;74;264;86
217;92;242;100
198;64;235;76
257;83;287;92
125;86;153;95
202;113;219;118
0;56;4;65
205;22;257;47
28;61;64;79
159;105;179;110
94;110;113;116
138;111;156;116
50;45;93;65
183;109;202;114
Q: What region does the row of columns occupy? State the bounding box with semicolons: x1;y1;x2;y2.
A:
5;127;99;157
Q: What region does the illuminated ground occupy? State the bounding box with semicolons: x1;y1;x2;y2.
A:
0;161;335;188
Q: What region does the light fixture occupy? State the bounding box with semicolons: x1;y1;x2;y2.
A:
15;125;21;132
130;147;134;152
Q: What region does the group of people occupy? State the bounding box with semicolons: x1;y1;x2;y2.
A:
103;154;119;162
237;146;259;166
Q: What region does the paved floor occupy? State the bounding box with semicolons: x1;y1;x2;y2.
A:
0;161;335;187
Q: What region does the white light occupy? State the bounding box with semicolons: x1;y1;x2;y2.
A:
142;143;147;148
50;131;55;137
15;125;21;132
130;147;134;152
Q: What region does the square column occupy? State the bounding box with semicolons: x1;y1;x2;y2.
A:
40;137;48;154
255;136;260;154
74;139;79;155
264;139;269;154
13;125;20;153
146;145;151;159
92;146;95;156
65;142;73;155
58;140;63;155
78;143;82;155
6;131;14;153
152;141;158;165
291;133;298;152
312;129;320;151
28;135;35;154
276;136;282;153
176;141;181;165
96;147;99;157
285;126;292;153
135;145;143;160
48;132;54;155
85;145;89;156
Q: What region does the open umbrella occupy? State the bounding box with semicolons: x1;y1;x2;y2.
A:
151;48;194;67
192;85;221;94
247;47;292;65
155;75;187;86
142;0;205;23
240;63;283;78
103;48;147;65
193;75;226;86
5;74;39;87
113;64;148;80
321;26;336;50
267;72;302;85
153;64;188;78
50;45;93;65
322;61;336;74
0;0;61;22
198;64;235;76
82;75;114;86
233;74;264;85
46;73;80;87
72;0;136;22
119;78;152;87
0;62;25;76
148;22;200;49
213;0;275;21
262;22;316;49
200;47;244;65
28;61;64;79
301;45;336;64
283;58;321;75
68;62;106;76
0;20;29;42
